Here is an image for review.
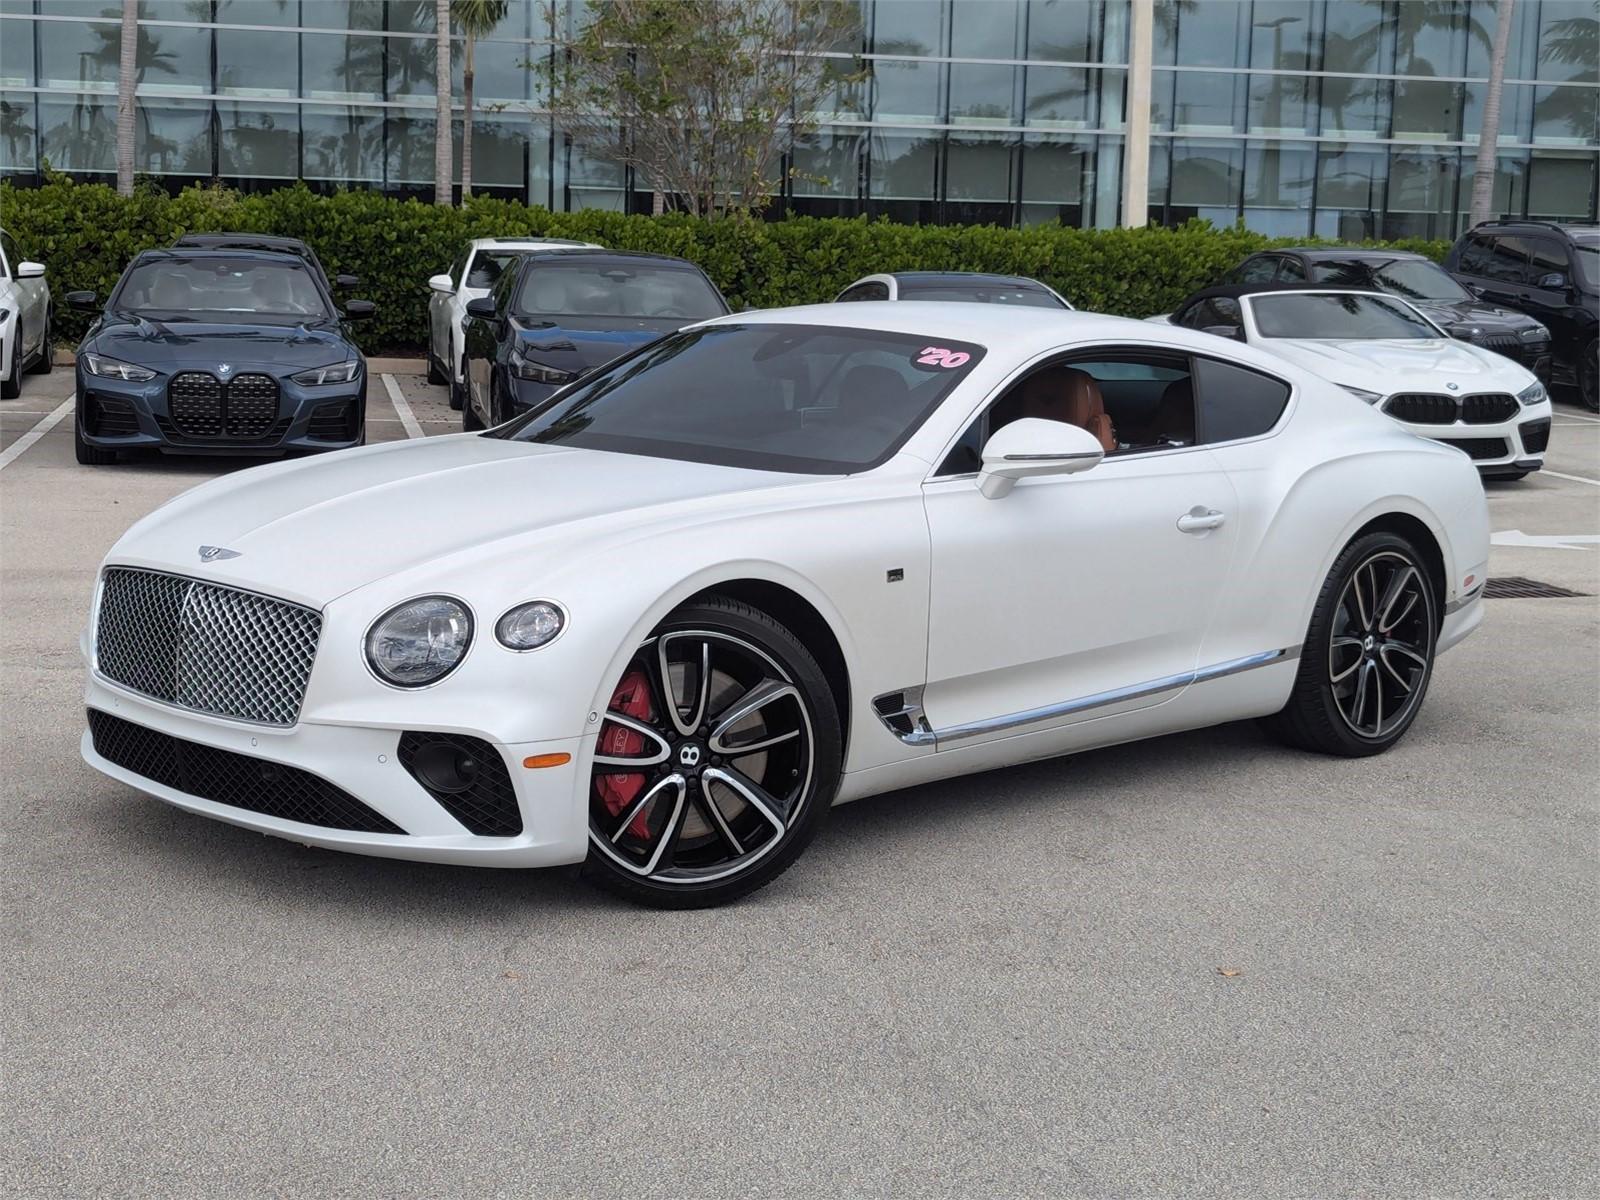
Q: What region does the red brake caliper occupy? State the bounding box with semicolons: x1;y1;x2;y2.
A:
596;669;657;840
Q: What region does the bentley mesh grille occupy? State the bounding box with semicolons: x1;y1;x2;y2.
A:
88;709;402;833
95;567;321;726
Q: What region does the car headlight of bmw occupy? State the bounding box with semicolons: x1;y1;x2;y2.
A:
496;600;566;651
1517;381;1548;406
291;360;360;386
365;596;473;688
1339;385;1384;405
82;352;157;382
509;346;577;385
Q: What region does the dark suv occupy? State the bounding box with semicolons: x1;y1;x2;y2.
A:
1444;221;1598;411
1224;247;1553;379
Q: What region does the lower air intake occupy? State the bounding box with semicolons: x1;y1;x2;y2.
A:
397;731;522;836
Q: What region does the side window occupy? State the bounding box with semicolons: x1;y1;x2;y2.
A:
490;263;520;314
838;281;890;302
0;231;15;277
1456;234;1498;278
1185;296;1243;334
467;251;517;289
1236;256;1278;282
1192;357;1291;443
1479;235;1530;283
1275;256;1307;281
1525;237;1571;287
449;249;471;289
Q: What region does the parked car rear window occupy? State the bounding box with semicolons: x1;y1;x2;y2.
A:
492;323;986;474
113;256;330;318
514;260;726;321
1251;293;1439;340
1193;357;1291;442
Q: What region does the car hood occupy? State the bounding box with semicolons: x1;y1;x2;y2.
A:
1255;337;1533;394
1408;298;1547;334
85;315;358;374
108;434;817;607
511;315;698;373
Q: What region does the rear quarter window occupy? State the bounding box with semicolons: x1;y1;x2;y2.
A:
1193;357;1291;443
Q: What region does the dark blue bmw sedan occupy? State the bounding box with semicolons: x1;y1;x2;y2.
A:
68;248;375;465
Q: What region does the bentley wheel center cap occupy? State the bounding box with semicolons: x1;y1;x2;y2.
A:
678;743;703;769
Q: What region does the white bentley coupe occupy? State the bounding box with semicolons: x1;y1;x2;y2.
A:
1161;283;1553;481
81;305;1489;907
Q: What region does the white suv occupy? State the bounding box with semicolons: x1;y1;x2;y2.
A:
427;237;598;408
1;228;52;399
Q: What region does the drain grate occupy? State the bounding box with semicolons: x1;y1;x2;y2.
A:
1483;576;1592;600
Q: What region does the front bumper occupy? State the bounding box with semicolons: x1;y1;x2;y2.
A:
1392;399;1552;477
81;675;593;868
77;366;366;456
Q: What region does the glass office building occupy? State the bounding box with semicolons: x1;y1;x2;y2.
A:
1;1;1596;237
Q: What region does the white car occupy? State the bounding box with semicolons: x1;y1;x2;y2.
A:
81;304;1488;907
426;237;598;408
837;270;1073;308
1;227;52;398
1161;284;1553;481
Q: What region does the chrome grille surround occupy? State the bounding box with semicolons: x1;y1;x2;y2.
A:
95;567;321;726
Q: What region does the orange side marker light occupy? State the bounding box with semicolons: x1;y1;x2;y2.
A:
523;753;572;769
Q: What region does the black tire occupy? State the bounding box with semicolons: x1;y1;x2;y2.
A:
582;595;843;908
1260;531;1438;757
448;356;466;411
461;383;483;431
74;405;118;465
31;309;53;375
489;379;507;427
1580;339;1598;413
426;350;446;385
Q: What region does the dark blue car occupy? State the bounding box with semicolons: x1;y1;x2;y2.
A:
460;249;729;430
68;248;375;465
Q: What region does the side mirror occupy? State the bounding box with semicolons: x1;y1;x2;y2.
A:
977;418;1105;500
65;290;97;309
335;273;360;289
1201;323;1244;341
17;261;45;279
343;299;376;319
427;273;454;294
465;297;499;321
1534;272;1566;290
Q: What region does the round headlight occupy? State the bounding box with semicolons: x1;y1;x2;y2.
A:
496;601;566;651
365;596;473;688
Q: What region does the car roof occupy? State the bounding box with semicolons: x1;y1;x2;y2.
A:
1181;281;1378;304
888;271;1055;287
512;248;706;268
1267;247;1429;262
131;247;309;266
173;233;311;252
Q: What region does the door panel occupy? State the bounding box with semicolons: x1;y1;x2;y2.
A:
921;448;1239;742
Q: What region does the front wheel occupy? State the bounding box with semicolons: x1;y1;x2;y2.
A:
32;309;53;375
74;404;118;465
582;596;842;908
1261;532;1438;757
448;355;466;411
1580;339;1598;413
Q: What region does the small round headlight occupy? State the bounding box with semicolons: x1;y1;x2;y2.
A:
496;601;566;651
365;596;473;688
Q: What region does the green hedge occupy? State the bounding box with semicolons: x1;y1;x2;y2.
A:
0;178;1450;354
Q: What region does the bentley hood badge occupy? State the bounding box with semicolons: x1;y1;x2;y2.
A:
198;545;242;562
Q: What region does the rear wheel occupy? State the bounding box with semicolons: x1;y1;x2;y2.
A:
461;377;484;431
1580;339;1598;413
1261;532;1437;757
582;596;842;908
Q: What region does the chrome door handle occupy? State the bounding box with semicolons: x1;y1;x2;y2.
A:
1176;507;1226;533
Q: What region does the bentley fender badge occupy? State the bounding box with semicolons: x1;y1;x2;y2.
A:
198;545;241;562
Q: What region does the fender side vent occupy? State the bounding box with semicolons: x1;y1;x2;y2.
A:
1483;577;1590;599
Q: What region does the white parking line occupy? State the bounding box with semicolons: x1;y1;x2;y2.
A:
1541;469;1600;487
380;373;424;439
1558;410;1600;424
0;397;73;474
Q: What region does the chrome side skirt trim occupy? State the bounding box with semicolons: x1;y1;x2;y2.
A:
1444;583;1484;615
873;647;1302;749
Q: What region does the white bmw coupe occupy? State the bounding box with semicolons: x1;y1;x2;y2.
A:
1160;283;1553;481
81;304;1489;907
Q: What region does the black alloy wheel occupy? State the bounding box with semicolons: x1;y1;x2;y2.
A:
583;596;841;908
1263;532;1438;757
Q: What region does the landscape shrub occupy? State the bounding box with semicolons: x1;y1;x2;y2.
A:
0;178;1451;354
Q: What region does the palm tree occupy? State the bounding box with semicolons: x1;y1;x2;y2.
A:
1469;0;1516;227
115;0;137;195
434;0;453;205
453;0;508;199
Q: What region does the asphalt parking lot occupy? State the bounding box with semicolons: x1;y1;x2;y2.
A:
3;367;1596;1198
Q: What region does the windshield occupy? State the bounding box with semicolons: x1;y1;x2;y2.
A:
1312;257;1470;302
514;260;726;321
112;256;330;318
1251;293;1441;340
490;323;986;474
895;281;1067;309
